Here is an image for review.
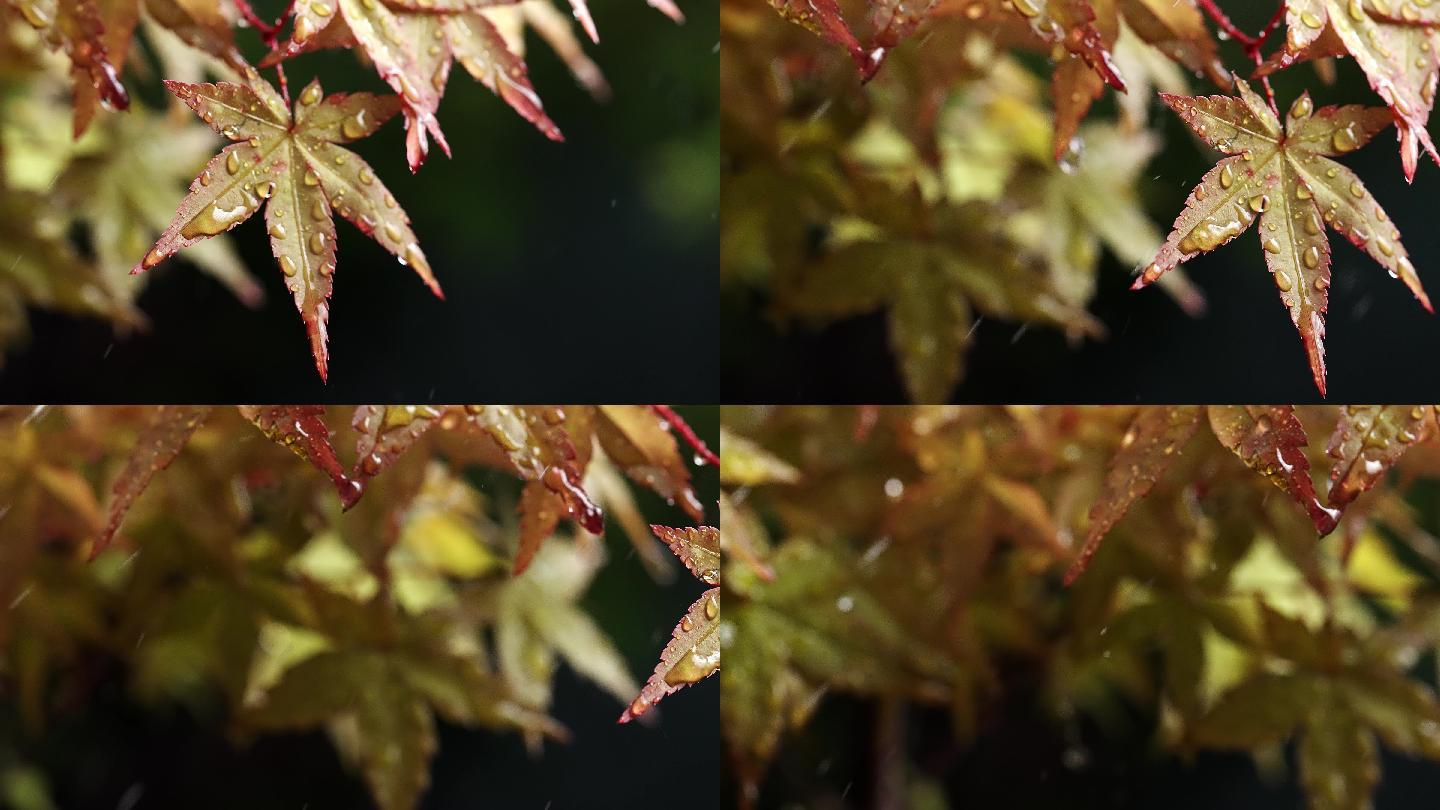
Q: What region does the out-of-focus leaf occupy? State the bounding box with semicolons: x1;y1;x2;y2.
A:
95;405;212;557
1066;405;1202;583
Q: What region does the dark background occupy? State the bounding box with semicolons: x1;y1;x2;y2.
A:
733;692;1440;810
0;407;719;810
0;3;718;403
722;3;1440;405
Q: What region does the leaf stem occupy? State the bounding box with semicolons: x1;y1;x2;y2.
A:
232;0;279;40
649;405;720;468
1196;0;1256;47
1197;1;1287;111
233;0;294;104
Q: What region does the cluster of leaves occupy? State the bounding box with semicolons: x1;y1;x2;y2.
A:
722;405;1440;809
0;404;716;810
1;0;682;378
729;0;1440;399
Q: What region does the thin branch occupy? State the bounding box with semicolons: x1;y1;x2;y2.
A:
649;405;720;468
1198;1;1288;112
1196;0;1257;46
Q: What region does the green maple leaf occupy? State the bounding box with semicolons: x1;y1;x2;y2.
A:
245;590;557;810
1191;611;1440;810
55;108;261;307
722;538;955;794
781;187;1103;403
493;536;639;727
1134;78;1432;396
133;73;441;380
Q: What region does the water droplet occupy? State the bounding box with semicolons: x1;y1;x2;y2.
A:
294;15;318;42
1333;125;1359;153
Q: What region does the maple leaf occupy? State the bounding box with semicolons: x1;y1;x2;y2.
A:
1065;406;1203;584
237;405;361;509
495;535;640;731
6;0;243;135
95;406;366;558
723;537;957;795
620;525;720;723
484;3;612;101
1048;0;1227;160
457;405;602;572
6;0;129;130
245;590;559;810
1258;0;1440;181
780;188;1104;403
54;108;261;307
1209;405;1339;534
346;405;608;573
1327;404;1437;511
766;0;871;77
1033;123;1206;315
266;0;566;171
719;427;801;488
1065;405;1435;584
1191;613;1440;810
1133;78;1433;396
133;74;441;380
0;181;141;357
594;405;705;523
94;404;213;559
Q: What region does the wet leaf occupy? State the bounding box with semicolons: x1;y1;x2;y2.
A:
765;0;868;76
134;74;440;380
621;525;720;722
1134;79;1431;395
1259;0;1440;180
1208;405;1337;534
238;405;359;509
267;0;565;170
1327;405;1436;512
350;405;445;488
595;405;704;523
